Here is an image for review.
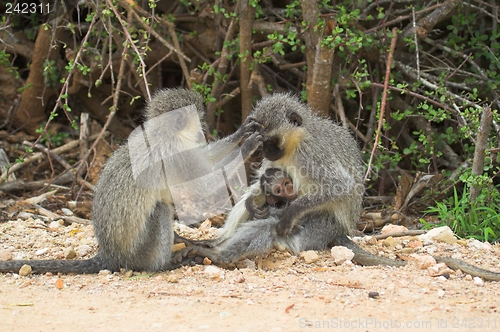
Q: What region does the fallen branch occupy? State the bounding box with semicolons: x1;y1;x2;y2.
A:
372;230;427;240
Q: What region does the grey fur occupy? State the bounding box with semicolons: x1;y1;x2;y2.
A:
0;88;261;274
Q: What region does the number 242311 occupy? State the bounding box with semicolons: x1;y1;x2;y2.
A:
6;2;51;14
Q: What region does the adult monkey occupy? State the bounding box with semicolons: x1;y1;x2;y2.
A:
0;88;262;274
192;93;401;266
192;93;500;282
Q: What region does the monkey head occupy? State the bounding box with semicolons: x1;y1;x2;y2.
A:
144;88;207;132
248;93;311;161
260;168;297;207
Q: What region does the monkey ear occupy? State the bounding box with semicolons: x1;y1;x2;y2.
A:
287;112;303;126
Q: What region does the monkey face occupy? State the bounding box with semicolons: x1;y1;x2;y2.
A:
263;136;284;161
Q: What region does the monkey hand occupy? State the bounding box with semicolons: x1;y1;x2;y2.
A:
253;205;270;219
240;131;263;160
234;117;263;142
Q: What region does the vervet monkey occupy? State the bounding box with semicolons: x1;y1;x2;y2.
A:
0;88;262;274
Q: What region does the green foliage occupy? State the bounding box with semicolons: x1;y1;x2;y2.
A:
423;186;500;242
43;59;59;88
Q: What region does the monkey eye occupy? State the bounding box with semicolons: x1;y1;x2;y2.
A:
275;188;282;194
287;112;303;126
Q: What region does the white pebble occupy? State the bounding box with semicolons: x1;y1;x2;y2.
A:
61;208;74;216
473;277;484;286
35;248;49;256
49;221;61;229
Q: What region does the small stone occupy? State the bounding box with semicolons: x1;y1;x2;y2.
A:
166;275;179;283
381;224;407;234
473;277;484;286
469;239;492;251
0;250;13;261
35;248;49;256
55;278;64;290
365;237;378;245
63;247;76;259
330;246;354;265
419;226;457;244
78;244;92;257
382;237;394;247
123;270;133;278
411;254;436;269
204;265;225;280
98;269;112;275
400;248;415;254
437;289;445;298
427;262;448;275
407;240;423;248
172;243;186;252
368;291;380;299
300;250;320;264
19;264;32;276
61;208;74;216
203;257;212;265
49;221;61;229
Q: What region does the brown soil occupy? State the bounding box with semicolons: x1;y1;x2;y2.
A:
1;217;500;332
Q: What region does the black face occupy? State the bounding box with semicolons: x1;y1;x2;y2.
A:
262;136;284;161
260;111;303;161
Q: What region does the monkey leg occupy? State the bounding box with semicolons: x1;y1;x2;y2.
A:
190;218;279;266
131;202;175;271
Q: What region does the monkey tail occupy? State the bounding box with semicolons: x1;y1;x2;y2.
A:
332;235;407;267
433;256;500;281
0;255;105;274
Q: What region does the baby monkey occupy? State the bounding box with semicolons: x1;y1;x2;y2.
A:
245;168;297;219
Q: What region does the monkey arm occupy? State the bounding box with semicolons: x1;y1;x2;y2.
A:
208;118;263;166
189;217;279;266
274;194;330;237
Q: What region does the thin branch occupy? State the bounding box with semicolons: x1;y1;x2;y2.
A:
239;0;255;119
365;28;398;182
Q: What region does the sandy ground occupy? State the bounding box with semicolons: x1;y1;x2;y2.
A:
1;217;500;332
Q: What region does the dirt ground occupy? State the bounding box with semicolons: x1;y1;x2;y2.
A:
1;217;500;332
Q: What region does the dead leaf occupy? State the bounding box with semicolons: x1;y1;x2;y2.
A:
55;278;64;290
285;303;295;313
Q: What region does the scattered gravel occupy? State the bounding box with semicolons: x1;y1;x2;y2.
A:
1;217;500;331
